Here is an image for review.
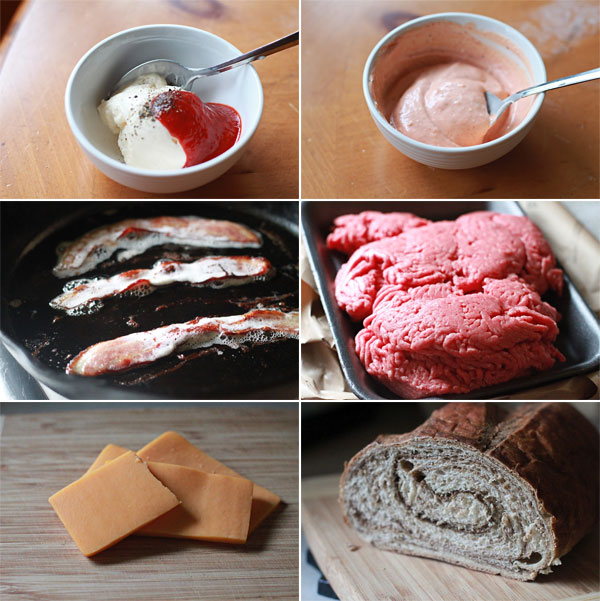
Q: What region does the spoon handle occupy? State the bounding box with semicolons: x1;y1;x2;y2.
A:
511;67;600;102
190;31;299;78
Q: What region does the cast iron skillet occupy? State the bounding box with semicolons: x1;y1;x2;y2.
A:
1;201;299;400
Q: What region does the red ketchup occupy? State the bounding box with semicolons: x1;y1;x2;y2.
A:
150;90;241;167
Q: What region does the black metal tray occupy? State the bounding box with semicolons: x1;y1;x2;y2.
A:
302;200;600;400
1;201;299;400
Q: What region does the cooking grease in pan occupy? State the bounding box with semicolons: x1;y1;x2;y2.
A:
5;205;299;398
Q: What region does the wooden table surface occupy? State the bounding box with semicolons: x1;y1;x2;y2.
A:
0;406;299;601
0;0;299;199
302;0;600;199
302;474;600;601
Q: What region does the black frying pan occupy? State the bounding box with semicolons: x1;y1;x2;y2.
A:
1;201;299;400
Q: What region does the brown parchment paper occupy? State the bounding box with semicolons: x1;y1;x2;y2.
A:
301;201;599;400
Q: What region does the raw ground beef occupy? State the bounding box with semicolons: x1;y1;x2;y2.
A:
329;210;565;398
356;279;564;398
326;211;430;255
335;212;563;321
464;212;563;295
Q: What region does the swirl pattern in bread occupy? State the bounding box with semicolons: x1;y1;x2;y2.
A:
340;402;599;581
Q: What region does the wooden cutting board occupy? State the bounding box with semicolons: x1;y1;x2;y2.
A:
302;475;599;601
0;406;298;601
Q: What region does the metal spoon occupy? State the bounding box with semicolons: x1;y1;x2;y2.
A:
109;31;299;97
485;67;600;125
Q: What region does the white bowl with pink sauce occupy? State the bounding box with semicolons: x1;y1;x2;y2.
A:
363;13;546;169
65;25;263;193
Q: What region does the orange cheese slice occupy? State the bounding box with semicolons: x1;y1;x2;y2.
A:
137;431;281;533
49;451;180;557
137;461;253;543
84;444;130;474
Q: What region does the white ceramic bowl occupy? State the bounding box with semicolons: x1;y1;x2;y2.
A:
363;13;546;169
65;24;263;193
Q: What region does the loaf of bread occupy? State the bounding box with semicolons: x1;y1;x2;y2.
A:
340;402;599;581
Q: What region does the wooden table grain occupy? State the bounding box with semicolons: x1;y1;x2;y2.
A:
303;474;600;601
0;0;299;199
0;406;299;601
301;0;600;199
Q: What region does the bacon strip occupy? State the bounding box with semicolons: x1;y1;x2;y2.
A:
53;216;262;278
50;256;273;314
66;309;299;376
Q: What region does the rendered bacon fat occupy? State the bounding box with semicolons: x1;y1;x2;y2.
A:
67;309;299;376
50;256;273;314
53;216;261;278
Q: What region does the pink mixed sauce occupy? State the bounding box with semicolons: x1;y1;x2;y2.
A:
370;21;535;147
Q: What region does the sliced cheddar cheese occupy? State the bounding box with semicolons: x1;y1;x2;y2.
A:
49;451;180;557
137;461;253;543
84;444;130;474
137;431;281;533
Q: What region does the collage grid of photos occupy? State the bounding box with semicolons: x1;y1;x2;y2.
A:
0;0;599;600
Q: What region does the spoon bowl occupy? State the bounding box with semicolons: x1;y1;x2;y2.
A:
486;67;600;125
110;59;192;96
110;31;298;97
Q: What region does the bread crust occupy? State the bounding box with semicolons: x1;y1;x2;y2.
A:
340;402;599;580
